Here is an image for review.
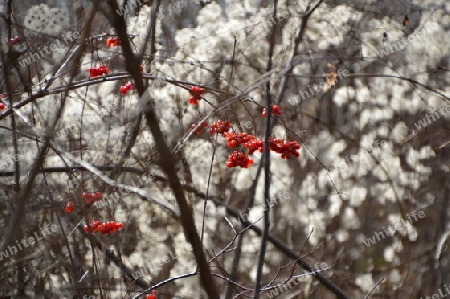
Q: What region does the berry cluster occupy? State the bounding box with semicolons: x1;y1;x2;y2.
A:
268;138;301;159
262;104;282;117
183;95;296;168
224;132;256;147
188;86;205;105
82;192;102;204
120;82;136;94
7;36;20;46
145;290;158;299
0;94;5;110
244;139;265;154
88;64;109;78
65;202;74;213
214;119;301;166
84;220;124;234
226;151;254;168
210;120;231;136
106;37;120;47
192;121;208;135
243;138;301;158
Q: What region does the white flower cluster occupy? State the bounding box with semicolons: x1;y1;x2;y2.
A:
23;4;69;35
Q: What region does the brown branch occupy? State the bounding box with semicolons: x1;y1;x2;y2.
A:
103;1;220;298
0;0;100;266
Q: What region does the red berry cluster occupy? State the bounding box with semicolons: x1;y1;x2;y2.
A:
262;104;282;117
84;220;124;234
224;132;256;147
268;138;301;159
120;82;135;94
188;86;205;105
243;137;301;158
244;139;265;154
226;151;254;168
0;94;5;110
192;121;208;135
88;64;109;78
208;117;302;167
82;192;102;204
106;37;120;47
7;36;20;46
65;202;74;213
146;290;158;299
210;120;231;136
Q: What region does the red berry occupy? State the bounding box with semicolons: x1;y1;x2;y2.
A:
262;105;282;117
65;202;74;213
7;36;20;45
84;193;95;204
188;86;205;105
120;82;135;94
210;120;231;135
88;68;99;78
94;192;102;200
272;104;281;115
268;138;301;159
120;86;128;94
106;37;120;47
188;96;199;105
92;221;102;231
120;82;136;94
98;65;109;74
0;103;5;110
244;139;264;154
126;82;135;90
226;151;254;168
192;121;208;135
224;132;256;148
84;220;123;234
88;64;109;78
146;290;158;299
190;86;205;95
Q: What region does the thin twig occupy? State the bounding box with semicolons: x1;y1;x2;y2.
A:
365;277;384;299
